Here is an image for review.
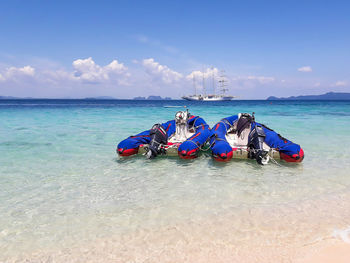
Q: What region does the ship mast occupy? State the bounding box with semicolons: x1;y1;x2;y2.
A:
202;67;206;96
218;70;228;95
212;66;215;96
193;75;196;96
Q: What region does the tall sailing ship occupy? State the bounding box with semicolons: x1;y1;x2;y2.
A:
182;70;237;101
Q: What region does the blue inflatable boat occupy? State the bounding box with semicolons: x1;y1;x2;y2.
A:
210;113;304;164
117;110;211;159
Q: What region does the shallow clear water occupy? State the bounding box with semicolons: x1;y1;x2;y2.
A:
1;99;350;262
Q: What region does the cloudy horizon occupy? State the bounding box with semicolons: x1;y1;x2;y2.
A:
0;1;349;99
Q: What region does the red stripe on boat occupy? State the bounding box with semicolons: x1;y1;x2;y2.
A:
130;135;150;138
280;148;304;163
190;132;201;140
214;150;233;162
178;148;198;159
117;147;139;156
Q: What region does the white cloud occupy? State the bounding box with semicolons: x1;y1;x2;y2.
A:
184;68;220;93
184;70;275;94
2;56;340;99
298;66;312;72
0;58;133;99
0;66;36;82
8;65;35;76
141;58;183;83
232;75;275;84
39;69;74;85
0;59;131;86
186;67;219;80
72;57;129;83
332;81;347;87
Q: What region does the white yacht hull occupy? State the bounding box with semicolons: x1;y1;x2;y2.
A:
182;95;236;101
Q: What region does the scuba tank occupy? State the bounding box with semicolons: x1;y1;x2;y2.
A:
145;124;168;159
174;110;191;142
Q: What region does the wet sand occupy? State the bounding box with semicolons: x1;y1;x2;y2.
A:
299;242;350;263
6;190;350;263
8;232;349;263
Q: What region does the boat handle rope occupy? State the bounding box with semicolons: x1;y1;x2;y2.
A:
269;155;283;166
199;139;216;152
248;148;284;166
217;119;233;134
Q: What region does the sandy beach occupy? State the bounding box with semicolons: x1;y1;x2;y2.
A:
4;188;350;263
7;222;350;263
299;242;350;263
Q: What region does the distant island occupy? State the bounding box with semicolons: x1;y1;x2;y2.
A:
0;96;118;100
2;92;349;101
0;96;34;99
83;96;117;100
0;95;173;100
267;92;350;100
133;96;172;100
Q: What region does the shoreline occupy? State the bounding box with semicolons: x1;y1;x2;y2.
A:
4;190;350;263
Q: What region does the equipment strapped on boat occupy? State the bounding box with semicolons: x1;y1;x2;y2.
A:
117;111;304;164
236;113;254;137
209;113;304;164
117;110;211;159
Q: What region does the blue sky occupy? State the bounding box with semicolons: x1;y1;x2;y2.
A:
0;0;349;99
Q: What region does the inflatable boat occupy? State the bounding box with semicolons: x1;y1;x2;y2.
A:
210;113;304;164
117;110;211;159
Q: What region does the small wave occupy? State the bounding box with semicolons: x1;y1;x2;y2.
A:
333;227;350;243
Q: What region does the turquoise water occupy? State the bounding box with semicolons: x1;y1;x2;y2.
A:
1;100;350;262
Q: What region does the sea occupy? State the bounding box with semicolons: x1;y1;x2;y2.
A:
1;99;350;262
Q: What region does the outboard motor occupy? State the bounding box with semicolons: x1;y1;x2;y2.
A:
248;124;269;165
145;124;168;159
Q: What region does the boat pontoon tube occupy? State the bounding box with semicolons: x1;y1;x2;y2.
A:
117;112;211;159
210;114;304;163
